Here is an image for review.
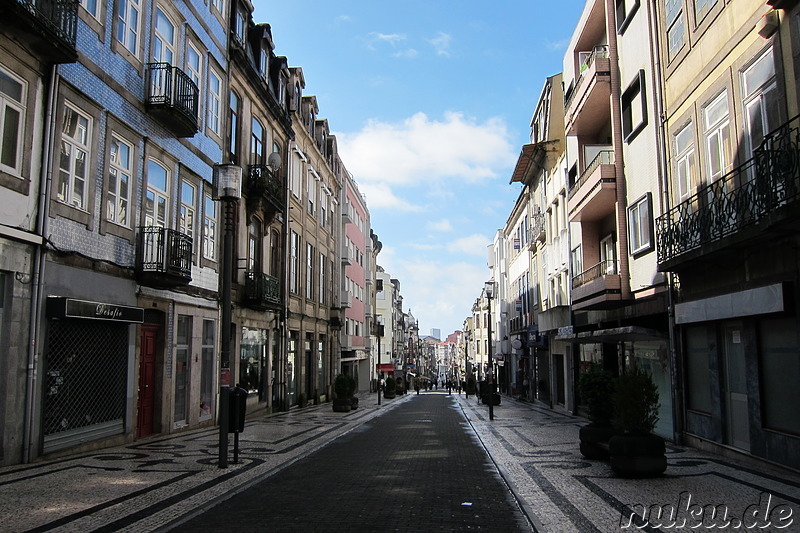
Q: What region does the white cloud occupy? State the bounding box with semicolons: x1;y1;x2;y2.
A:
366;32;407;50
427;219;453;232
358;182;421;212
337;112;515;187
428;31;453;57
392;48;419;58
447;234;490;256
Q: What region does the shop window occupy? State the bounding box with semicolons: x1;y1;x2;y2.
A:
759;318;800;434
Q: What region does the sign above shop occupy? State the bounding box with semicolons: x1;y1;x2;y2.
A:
47;297;144;323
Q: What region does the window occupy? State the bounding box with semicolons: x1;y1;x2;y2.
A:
234;7;246;45
674;123;695;201
306;243;314;300
759;318;800;434
228;91;239;163
600;235;616;274
203;193;216;260
81;0;100;19
665;0;685;60
107;135;132;225
307;171;316;215
174;315;192;424
251;117;264;165
152;7;177;65
621;70;647;143
290;231;299;294
145;159;169;227
186;42;203;98
269;230;279;276
686;326;712;413
200;319;215;420
616;0;639;33
247;219;261;271
260;45;269;80
116;0;141;55
628;194;653;255
210;0;224;14
693;0;718;23
319;252;326;305
57;104;91;209
0;66;26;175
207;68;222;136
742;48;780;160
703;91;731;183
179;180;196;239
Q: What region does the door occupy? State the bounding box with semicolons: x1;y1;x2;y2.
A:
723;323;750;451
137;325;158;438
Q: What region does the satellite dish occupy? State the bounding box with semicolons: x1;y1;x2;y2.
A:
267;152;282;171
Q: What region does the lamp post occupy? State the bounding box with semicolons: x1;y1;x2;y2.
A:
484;281;495;421
213;163;242;468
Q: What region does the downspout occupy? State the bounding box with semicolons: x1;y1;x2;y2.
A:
647;0;683;444
281;144;291;411
24;64;59;463
605;0;631;301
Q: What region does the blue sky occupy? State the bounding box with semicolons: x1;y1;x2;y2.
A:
252;1;584;337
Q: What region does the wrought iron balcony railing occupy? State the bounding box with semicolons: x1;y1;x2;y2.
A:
243;271;281;309
246;165;285;213
656;114;800;267
572;260;617;289
136;226;192;286
9;0;78;62
145;62;199;136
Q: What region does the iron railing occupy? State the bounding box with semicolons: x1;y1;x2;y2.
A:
136;226;192;282
570;150;614;196
145;62;199;128
17;0;78;47
247;165;285;211
656;114;800;265
243;271;281;308
572;259;617;289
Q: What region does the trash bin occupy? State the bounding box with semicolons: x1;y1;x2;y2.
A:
228;385;248;433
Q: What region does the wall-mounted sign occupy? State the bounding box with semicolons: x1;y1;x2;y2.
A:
47;297;144;323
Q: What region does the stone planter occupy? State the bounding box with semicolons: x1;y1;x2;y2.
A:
332;398;351;412
608;433;667;478
579;423;616;460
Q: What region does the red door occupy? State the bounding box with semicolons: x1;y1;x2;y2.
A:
137;325;158;438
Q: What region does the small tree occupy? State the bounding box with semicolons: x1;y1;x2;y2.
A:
577;364;616;425
334;373;356;399
612;365;660;435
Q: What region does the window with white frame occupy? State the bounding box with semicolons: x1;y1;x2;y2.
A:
152;7;177;65
665;0;685;60
742;47;780;160
57;103;91;209
628;194;652;256
306;243;314;300
234;6;246;45
703;91;731;183
81;0;100;19
179;180;196;239
186;41;203;98
674;123;695;201
0;66;26;175
107;135;132;225
210;0;224;15
290;230;299;294
319;252;326;305
203;193;216;260
116;0;141;55
260;44;269;80
207;68;222;136
145;159;169;227
307;170;316;215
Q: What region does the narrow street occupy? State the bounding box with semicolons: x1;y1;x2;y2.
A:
168;392;532;532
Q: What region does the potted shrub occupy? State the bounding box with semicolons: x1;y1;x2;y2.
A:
577;364;616;459
332;373;355;412
383;375;396;399
608;365;667;478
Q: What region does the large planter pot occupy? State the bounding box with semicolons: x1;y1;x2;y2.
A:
579;423;616;460
384;389;396;399
350;396;359;410
608;433;667;478
332;398;352;412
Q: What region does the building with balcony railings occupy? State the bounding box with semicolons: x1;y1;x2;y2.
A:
557;0;672;439
0;0;79;466
655;0;800;469
226;11;293;413
507;74;572;410
2;0;231;464
283;71;343;408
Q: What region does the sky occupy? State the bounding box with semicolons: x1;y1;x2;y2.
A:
252;1;585;337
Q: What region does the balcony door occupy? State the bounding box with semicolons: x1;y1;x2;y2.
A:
151;7;177;100
723;322;750;451
600;234;616;274
145;159;169;228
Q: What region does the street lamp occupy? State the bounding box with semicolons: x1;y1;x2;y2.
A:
484;281;496;421
213;162;242;468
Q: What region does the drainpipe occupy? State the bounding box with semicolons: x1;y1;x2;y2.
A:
646;0;683;445
605;0;631;301
24;65;59;463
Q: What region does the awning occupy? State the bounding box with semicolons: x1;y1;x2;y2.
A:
554;326;666;344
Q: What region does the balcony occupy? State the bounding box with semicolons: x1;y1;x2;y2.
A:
531;213;546;243
564;45;611;136
571;260;621;310
340;290;352;308
145;63;199;137
136;226;192;287
245;165;284;218
242;271;281;310
4;0;78;63
656;115;800;270
568;150;616;222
